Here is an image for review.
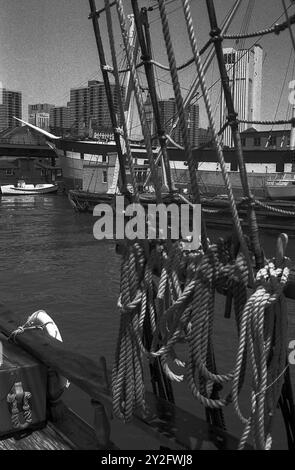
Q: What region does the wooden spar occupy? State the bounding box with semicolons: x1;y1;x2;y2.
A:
88;0;127;194
143;0;242;188
131;2;174;193
88;0;116;19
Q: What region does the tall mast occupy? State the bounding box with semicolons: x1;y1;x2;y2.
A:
131;2;174;193
88;0;127;194
123;15;139;137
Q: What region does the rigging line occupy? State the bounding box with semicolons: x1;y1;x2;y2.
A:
282;0;295;53
117;39;212;74
223;13;295;40
270;47;293;135
148;0;180;12
284;56;295;133
196;1;294;99
124;2;291;143
136;66;191;93
146;1;244;145
236;0;255;50
149;3;184;25
116;0;162;201
105;0;139;200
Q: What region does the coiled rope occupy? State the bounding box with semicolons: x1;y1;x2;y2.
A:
112;236;290;450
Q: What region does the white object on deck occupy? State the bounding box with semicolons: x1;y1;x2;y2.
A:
26;310;70;390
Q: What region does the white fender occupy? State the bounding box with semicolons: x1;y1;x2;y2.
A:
26;310;70;390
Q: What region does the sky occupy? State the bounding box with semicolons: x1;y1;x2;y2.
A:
0;0;294;132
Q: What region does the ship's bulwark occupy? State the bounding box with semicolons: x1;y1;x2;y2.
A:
57;139;294;196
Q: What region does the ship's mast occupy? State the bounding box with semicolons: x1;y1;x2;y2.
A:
88;0;127;194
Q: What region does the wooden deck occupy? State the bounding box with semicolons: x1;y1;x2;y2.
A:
0;424;72;450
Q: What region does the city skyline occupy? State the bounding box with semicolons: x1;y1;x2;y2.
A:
0;1;294;130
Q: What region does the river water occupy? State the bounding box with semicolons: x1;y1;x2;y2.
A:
1;193;295;449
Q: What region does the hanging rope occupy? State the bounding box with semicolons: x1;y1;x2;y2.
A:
157;0;208;250
180;0;254;283
112;234;291;449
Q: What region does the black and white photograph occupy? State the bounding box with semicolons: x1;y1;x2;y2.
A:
0;0;295;455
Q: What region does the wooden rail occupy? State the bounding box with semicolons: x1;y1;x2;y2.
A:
0;303;252;450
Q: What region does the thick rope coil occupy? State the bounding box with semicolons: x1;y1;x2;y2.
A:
232;260;290;449
112;234;291;450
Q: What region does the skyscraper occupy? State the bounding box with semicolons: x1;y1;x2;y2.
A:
146;97;199;147
69;80;125;136
49;105;71;135
28;103;55;130
0;88;22;131
220;45;263;147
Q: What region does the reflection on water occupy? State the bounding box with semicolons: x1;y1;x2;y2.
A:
1;194;295;449
0;194;121;362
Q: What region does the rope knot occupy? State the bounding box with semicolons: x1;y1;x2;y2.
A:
140;54;151;63
255;262;290;307
209;27;222;41
273;23;281;35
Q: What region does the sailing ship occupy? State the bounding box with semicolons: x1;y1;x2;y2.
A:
2;0;295;452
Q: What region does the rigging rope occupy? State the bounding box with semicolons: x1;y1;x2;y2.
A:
112;235;291;449
282;0;295;53
115;0;162;202
223;13;295;40
109;0;295;452
180;0;254;283
105;0;139;201
157;0;208;250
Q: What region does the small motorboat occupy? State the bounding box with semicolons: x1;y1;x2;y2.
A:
0;180;58;195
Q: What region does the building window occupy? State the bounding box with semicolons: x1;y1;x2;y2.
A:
41;169;47;176
269;136;277;147
241;138;246;147
102;170;108;183
230;161;238;171
276;162;284;172
254;137;261;147
102;155;108;163
5;169;14;176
